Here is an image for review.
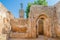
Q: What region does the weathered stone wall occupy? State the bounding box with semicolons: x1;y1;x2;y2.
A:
29;5;56;38
10;18;28;33
0;3;11;34
55;2;60;37
0;3;13;40
9;18;30;38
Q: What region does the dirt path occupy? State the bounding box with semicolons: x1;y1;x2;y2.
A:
9;35;60;40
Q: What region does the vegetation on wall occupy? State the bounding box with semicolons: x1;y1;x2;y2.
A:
26;0;47;18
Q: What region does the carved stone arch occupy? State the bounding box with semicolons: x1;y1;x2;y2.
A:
36;14;48;21
36;14;52;37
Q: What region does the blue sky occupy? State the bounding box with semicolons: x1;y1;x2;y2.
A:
0;0;60;18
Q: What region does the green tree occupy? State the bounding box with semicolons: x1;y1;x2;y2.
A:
26;0;47;18
25;3;32;18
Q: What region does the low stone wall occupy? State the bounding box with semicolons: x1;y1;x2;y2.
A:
10;19;28;33
9;32;29;38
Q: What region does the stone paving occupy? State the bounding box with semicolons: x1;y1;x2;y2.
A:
9;35;60;40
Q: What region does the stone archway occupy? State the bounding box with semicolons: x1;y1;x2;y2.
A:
37;19;44;35
36;14;51;37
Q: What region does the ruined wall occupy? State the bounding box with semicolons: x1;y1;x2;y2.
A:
29;5;56;38
55;2;60;37
0;3;11;34
0;3;13;40
9;18;30;38
10;18;28;33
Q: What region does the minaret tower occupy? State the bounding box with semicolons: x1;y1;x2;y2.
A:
19;3;24;18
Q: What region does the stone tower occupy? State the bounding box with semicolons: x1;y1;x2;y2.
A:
19;3;24;18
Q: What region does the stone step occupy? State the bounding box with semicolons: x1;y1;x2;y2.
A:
9;32;28;38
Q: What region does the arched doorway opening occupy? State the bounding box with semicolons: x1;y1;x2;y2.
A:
36;14;50;37
37;18;44;35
